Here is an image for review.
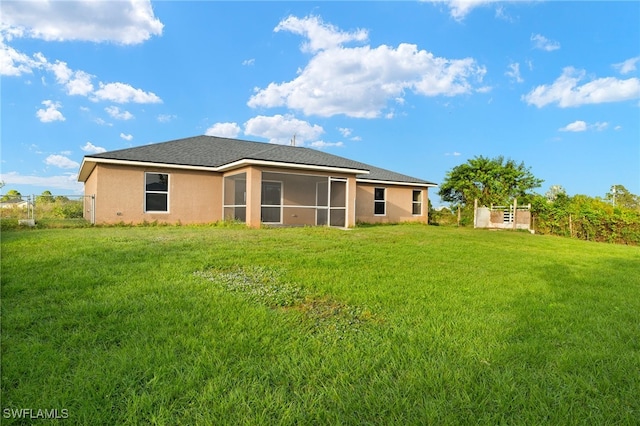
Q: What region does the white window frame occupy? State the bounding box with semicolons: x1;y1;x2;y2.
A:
412;190;422;216
374;187;386;216
144;172;170;213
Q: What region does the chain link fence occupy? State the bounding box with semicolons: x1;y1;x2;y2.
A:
0;194;94;228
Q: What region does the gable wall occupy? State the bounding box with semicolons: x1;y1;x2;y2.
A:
91;163;222;224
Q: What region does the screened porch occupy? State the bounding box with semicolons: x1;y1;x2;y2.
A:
223;171;348;227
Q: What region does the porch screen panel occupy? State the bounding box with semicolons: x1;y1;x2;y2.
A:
223;173;246;221
261;181;282;223
316;180;328;226
329;210;345;227
329;179;347;227
330;180;346;207
258;172;346;227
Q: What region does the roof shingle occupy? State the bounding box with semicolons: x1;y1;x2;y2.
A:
84;135;435;185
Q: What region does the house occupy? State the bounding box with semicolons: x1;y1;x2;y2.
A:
77;135;436;227
0;199;29;209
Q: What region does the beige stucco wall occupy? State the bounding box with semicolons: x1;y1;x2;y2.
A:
84;162;425;227
355;184;428;224
83;165;98;222
90;163;222;224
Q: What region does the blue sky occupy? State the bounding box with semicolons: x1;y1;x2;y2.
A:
1;0;639;206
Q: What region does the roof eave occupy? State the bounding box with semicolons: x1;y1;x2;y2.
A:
216;158;370;175
78;158;96;182
356;178;438;188
78;157;218;182
77;156;371;182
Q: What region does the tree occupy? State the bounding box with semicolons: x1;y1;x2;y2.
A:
36;190;55;203
545;185;567;202
606;185;640;211
1;189;22;202
438;156;543;207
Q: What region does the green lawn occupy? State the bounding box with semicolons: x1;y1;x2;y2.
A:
2;224;639;424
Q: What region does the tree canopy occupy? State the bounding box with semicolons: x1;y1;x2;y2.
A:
605;185;640;211
438;156;543;207
1;189;22;202
36;190;55;204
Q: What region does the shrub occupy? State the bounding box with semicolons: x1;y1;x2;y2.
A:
531;194;640;245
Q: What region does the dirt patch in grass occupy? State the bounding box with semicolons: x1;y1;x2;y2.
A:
194;266;378;337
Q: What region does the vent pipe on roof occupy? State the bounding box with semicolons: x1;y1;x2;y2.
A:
290;133;296;147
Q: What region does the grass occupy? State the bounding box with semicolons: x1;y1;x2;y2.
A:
1;224;639;424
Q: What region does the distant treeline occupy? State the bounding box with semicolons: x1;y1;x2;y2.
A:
430;193;640;246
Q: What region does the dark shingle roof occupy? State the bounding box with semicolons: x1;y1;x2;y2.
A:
84;135;435;185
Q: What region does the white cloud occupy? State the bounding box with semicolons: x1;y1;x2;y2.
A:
94;118;112;127
157;114;177;123
613;56;640;75
81;142;106;154
0;40;39;76
310;141;344;149
66;70;94;96
559;120;587;132
205;122;241;138
49;60;72;83
275;15;368;53
505;62;523;83
531;34;560;52
45;154;79;169
523;67;640;108
244;114;324;145
36;100;65;122
426;0;499;21
242;58;255;66
494;5;515;22
46;59;94;95
1;0;163;45
120;133;133;141
338;128;352;137
445;151;462;156
559;120;609;132
1;43;160;104
93;82;162;104
105;106;134;120
593;122;608;131
0;171;82;192
249;16;486;118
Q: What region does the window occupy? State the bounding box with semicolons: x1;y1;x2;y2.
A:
261;181;282;223
412;190;422;215
145;173;169;212
374;187;386;215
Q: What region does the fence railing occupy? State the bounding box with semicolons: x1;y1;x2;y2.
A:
0;194;95;226
473;199;532;231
